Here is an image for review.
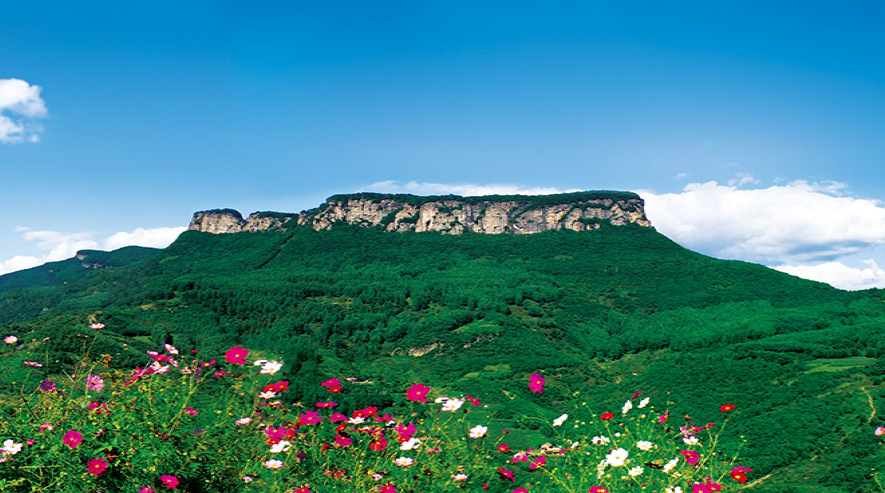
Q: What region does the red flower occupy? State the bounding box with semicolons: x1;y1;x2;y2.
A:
528;372;545;394
86;457;108;475
62;430;83;449
406;383;430;402
497;443;511;453
369;436;388;451
589;487;610;493
264;380;290;393
730;471;748;483
224;346;248;365
599;412;614;421
720;403;736;412
160;475;179;489
321;378;342;393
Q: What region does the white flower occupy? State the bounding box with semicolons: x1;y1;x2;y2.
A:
4;336;17;344
434;396;450;403
452;473;468;481
150;362;169;373
468;425;488;438
372;473;384;481
164;344;179;355
663;458;679;473
596;459;607;479
400;437;422;450
665;488;683;493
348;416;365;425
269;440;292;453
552;413;568;427
243;476;253;483
260;360;283;375
264;459;284;469
683;436;699;446
628;466;644;477
258;391;278;399
235;417;252;425
638;397;650;409
636;440;654;451
441;398;464;412
622;400;633;414
394;457;414;467
605;447;629;467
1;440;22;455
253;359;268;366
591;435;610;445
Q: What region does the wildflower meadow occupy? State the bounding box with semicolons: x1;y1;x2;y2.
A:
0;324;754;492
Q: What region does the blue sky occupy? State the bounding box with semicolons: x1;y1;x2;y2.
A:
3;1;885;289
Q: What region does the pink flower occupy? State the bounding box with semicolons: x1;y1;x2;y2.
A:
876;426;885;436
529;455;546;469
224;346;248;365
62;430;82;449
498;467;516;482
89;323;105;330
681;449;700;465
185;407;198;416
160;475;179;489
321;377;342;393
528;372;545;394
86;375;104;392
406;383;430;402
658;411;670;424
23;361;42;367
379;483;397;493
86;457;108;475
299;410;323;425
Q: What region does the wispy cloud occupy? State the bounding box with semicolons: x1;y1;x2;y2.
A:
0;226;186;276
364;180;580;196
0;79;47;143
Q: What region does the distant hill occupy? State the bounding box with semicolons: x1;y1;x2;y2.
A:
0;192;883;492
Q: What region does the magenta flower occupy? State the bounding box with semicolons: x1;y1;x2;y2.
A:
406;383;430;402
86;457;108;475
224;346;248;365
528;373;545;394
62;430;82;449
299;410;323;425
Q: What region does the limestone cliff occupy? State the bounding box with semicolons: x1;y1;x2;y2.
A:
188;191;652;235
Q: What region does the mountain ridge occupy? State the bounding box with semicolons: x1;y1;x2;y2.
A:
188;190;652;234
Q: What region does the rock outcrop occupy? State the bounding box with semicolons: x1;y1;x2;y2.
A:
188;191;652;235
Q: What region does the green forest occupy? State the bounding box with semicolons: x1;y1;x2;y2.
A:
1;222;884;492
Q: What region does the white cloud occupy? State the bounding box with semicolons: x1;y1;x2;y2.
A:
674;173;687;180
775;260;885;291
0;78;47;144
642;180;885;289
0;226;186;276
364;180;580;196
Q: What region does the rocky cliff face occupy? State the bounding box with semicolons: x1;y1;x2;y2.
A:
188;191;652;235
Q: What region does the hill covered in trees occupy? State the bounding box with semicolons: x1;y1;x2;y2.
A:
1;220;883;491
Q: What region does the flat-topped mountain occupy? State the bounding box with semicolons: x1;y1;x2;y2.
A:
188;191;652;235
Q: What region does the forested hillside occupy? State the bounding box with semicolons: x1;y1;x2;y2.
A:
1;223;883;491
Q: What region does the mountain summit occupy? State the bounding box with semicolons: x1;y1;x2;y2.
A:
188;191;652;235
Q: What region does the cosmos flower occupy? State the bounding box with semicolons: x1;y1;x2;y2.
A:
441;398;464;412
235;417;252;425
605;448;629;467
224;346;249;365
720;403;736;412
552;413;568;426
636;440;654;451
4;335;17;344
592;436;610;445
406;383;430;402
86;375;104;392
269;441;292;454
160;474;179;489
638;397;650;408
87;457;108;475
394;457;414;467
264;459;284;469
628;466;644;477
681;450;700;465
452;473;468;481
89;323;105;330
321;378;342;393
600;412;614;421
260;360;283;374
589;487;610;493
400;437;421;451
468;425;488;438
1;440;22;455
528;372;545;393
62;430;83;449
